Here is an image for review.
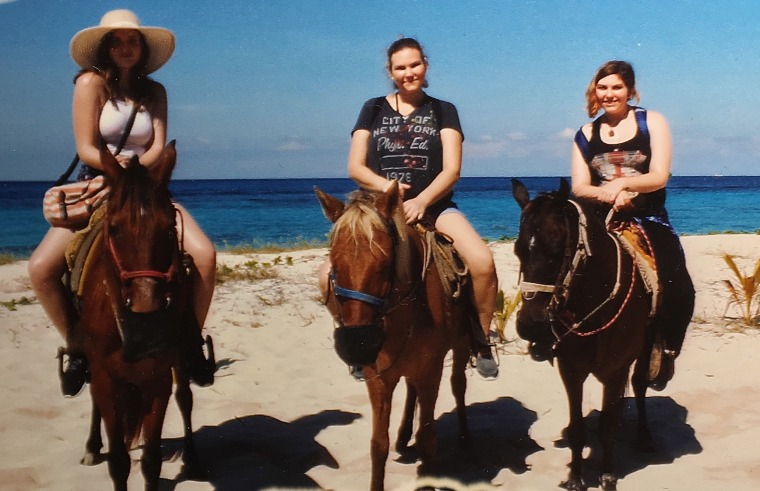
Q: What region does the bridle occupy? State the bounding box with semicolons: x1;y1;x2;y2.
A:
327;215;421;380
519;199;636;342
327;216;399;328
105;205;183;307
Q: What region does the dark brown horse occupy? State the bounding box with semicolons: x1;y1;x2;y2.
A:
316;182;474;491
511;178;692;491
76;142;203;490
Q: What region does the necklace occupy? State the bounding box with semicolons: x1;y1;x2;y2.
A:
395;92;408;118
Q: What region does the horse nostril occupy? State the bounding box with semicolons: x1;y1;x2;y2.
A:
125;297;132;309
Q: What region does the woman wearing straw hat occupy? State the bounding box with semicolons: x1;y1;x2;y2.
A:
28;9;216;396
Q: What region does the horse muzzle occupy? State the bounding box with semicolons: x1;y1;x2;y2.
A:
119;308;175;363
333;324;385;366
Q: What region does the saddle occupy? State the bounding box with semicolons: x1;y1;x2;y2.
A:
65;205;107;300
414;221;469;301
608;219;660;316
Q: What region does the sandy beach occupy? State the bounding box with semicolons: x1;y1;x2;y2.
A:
1;234;760;490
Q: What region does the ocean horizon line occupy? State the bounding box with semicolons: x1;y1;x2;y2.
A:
1;174;758;184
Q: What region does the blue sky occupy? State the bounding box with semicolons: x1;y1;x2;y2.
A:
1;0;759;180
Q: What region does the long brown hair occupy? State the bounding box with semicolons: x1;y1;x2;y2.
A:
73;30;157;106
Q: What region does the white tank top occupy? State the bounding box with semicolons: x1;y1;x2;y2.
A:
99;100;153;158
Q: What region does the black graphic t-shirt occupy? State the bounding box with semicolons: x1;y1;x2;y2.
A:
352;95;464;204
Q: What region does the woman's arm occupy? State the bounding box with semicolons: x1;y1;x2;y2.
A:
604;110;671;197
403;127;462;222
347;129;410;193
137;82;168;168
72;72;108;169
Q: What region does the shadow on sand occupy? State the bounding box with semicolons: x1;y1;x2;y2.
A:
159;409;361;490
553;395;702;488
399;396;543;486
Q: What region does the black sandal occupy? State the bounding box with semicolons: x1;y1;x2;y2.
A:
57;347;88;397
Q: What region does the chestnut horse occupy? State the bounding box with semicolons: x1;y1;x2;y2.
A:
511;178;692;491
316;182;474;491
77;142;202;490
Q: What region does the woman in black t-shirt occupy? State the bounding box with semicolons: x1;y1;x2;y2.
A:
324;38;498;381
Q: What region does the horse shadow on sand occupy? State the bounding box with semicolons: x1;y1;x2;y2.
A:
158;409;361;490
398;396;543;485
554;395;702;487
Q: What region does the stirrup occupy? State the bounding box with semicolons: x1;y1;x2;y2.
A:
189;335;216;387
649;349;675;392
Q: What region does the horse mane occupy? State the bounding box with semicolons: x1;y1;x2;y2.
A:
331;189;413;284
107;162;172;223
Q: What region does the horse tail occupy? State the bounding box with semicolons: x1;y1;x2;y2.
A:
123;383;144;450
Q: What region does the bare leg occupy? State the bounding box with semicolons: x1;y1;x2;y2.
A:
28;227;76;341
435;212;497;341
174;203;216;327
318;257;331;302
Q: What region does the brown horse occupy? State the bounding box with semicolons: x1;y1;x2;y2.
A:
76;142;203;491
511;178;693;491
316;182;474;491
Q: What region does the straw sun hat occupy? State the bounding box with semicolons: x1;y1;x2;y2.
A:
69;9;175;73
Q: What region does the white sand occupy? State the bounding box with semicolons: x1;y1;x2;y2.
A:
1;234;759;490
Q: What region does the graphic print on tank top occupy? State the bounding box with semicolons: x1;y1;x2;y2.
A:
590;149;648;183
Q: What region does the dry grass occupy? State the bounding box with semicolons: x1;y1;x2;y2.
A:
721;254;760;326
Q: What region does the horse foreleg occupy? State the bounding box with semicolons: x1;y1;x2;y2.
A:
558;359;588;491
598;370;628;491
450;339;470;446
81;397;104;466
631;353;654;452
366;375;398;491
174;369;203;477
140;387;171;491
93;380;130;491
415;363;443;474
396;379;416;453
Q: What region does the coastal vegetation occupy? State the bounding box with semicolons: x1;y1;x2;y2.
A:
722;254;760;325
215;255;294;284
493;288;521;343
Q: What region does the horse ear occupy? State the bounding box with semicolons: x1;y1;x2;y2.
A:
558;177;570;200
376;180;400;221
511;178;530;209
315;187;345;223
149;140;177;187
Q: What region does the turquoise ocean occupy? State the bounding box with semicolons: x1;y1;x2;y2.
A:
1;176;759;256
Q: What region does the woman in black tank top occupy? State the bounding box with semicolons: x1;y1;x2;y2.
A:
570;61;695;391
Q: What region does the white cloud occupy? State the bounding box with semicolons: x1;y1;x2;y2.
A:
0;0;18;4
558;127;575;139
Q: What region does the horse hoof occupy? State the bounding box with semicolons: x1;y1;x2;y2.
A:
561;477;586;491
80;451;104;466
600;473;618;491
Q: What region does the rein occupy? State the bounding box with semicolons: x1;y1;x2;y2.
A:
519;200;637;342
